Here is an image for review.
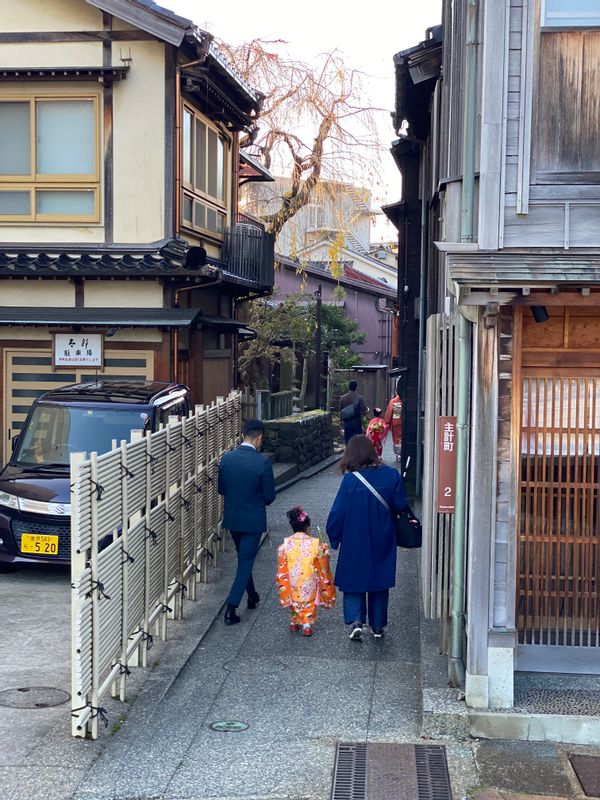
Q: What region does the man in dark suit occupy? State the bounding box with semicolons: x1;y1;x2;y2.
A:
218;419;276;625
339;380;367;444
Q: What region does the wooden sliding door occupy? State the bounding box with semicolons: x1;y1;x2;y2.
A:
516;306;600;672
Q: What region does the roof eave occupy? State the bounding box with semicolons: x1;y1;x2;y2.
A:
85;0;191;46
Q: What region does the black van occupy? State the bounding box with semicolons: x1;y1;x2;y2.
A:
0;380;189;569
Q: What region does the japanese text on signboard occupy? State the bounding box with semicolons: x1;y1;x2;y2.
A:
437;416;457;513
54;333;103;368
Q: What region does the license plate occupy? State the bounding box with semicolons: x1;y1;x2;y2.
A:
20;533;59;556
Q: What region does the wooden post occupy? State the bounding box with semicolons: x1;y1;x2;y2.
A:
465;307;498;705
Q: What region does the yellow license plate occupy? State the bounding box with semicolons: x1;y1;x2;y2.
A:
20;533;59;556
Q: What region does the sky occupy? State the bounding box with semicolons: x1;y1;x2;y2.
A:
163;0;442;242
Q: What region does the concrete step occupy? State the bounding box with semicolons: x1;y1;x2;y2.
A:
468;670;600;744
273;462;298;486
469;709;600;745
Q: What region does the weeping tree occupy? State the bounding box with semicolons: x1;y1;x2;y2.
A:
218;38;382;237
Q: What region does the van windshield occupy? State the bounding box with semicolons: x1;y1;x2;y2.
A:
13;403;149;467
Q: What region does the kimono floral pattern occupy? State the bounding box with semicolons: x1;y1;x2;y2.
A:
276;532;336;625
365;417;388;458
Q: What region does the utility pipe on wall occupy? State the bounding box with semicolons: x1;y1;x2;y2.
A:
449;0;479;689
415;153;428;497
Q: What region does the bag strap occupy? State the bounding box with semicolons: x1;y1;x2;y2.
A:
353;471;390;511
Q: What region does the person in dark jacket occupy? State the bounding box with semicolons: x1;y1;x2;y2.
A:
218;419;276;625
326;435;407;640
339;380;367;444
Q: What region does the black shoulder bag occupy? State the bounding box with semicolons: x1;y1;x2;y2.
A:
340;396;359;422
353;471;422;549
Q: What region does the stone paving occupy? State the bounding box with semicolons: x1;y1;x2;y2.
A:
73;452;472;800
2;440;599;800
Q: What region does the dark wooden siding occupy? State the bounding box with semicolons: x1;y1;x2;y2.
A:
536;31;600;179
440;0;465;181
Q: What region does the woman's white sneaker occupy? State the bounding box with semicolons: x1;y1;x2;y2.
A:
349;623;363;641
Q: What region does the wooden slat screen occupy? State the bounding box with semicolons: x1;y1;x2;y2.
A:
421;313;457;640
518;375;600;648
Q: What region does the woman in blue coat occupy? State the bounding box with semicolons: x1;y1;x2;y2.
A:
326;435;407;640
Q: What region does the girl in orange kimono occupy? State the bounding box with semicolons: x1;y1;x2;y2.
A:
276;505;336;636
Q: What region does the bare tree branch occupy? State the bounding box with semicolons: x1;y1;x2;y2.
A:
217;38;382;237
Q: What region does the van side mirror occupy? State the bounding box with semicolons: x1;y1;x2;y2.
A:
11;434;20;453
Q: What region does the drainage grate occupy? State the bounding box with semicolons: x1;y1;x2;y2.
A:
570;754;600;797
332;742;367;800
415;745;453;800
0;687;71;709
331;742;452;800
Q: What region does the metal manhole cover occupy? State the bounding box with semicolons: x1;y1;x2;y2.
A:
331;742;452;800
570;754;600;797
0;687;71;709
210;720;249;732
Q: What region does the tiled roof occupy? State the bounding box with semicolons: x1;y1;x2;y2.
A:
0;240;191;277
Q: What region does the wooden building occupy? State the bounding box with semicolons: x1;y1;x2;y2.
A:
0;0;274;464
394;1;600;713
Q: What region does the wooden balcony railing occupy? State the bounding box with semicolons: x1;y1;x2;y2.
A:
222;222;274;289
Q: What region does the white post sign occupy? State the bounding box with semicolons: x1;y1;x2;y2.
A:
54;333;104;368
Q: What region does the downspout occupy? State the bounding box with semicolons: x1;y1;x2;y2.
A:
415;150;428;497
449;0;479;689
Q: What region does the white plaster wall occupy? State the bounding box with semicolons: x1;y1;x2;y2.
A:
0;280;75;306
112;40;166;243
0;226;105;244
0;0;101;31
0;0;168;247
0;42;103;67
84;281;163;308
0;327;53;340
109;327;162;343
0;326;162;342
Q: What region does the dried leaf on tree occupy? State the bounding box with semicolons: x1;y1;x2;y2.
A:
217;38;382;236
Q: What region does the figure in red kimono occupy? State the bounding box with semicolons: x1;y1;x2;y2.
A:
384;385;403;463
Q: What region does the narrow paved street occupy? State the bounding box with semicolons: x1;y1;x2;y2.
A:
67;449;473;800
3;447;594;800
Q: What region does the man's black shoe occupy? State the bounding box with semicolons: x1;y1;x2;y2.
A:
247;592;260;610
224;604;241;625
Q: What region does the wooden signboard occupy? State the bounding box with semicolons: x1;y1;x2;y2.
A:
437;416;457;513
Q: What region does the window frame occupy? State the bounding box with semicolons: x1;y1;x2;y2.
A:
541;0;600;29
0;94;100;223
181;103;230;240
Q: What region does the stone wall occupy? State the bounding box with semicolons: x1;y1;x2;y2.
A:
263;411;334;470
